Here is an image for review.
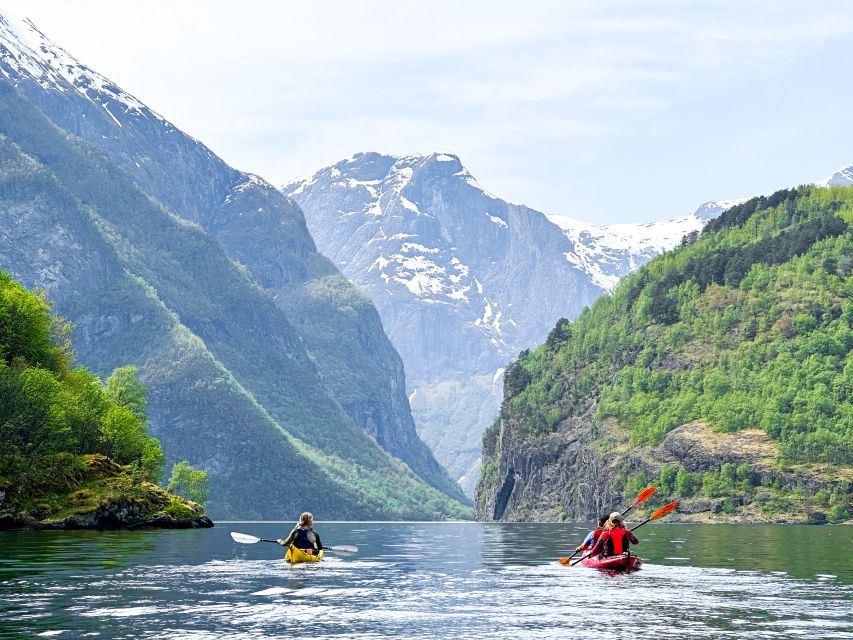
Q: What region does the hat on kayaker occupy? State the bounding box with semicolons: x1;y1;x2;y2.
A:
598;514;609;527
608;512;625;528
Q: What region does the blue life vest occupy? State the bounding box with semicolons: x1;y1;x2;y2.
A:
293;526;317;550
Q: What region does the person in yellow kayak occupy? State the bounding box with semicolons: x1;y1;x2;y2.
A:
277;512;324;556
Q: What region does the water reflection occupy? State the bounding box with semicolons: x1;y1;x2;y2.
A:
1;523;851;639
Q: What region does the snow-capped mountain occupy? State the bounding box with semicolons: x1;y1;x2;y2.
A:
0;13;152;116
817;164;853;187
284;152;733;493
545;197;749;290
0;11;468;512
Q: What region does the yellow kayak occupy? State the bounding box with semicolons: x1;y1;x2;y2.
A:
285;545;324;564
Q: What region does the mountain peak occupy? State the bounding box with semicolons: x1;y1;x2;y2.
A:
0;10;159;122
817;164;853;187
283;150;489;201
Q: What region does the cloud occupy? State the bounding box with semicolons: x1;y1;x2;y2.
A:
6;0;853;222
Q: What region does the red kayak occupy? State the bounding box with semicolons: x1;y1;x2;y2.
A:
581;553;642;572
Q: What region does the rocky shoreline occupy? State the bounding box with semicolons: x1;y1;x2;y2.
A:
0;455;213;531
477;416;851;524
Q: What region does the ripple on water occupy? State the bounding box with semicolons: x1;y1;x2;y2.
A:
1;524;852;639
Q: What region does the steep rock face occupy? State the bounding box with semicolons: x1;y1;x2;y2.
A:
285;152;605;492
285;152;741;494
0;12;462;504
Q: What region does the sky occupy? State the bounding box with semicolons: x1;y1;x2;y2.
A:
5;0;853;224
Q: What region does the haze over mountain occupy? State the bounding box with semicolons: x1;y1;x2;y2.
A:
0;12;467;518
285;152;747;493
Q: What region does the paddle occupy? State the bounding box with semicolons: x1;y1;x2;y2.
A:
557;486;656;565
569;501;678;567
629;501;678;533
622;486;656;517
230;531;358;553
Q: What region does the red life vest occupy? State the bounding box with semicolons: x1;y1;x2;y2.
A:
587;529;602;549
601;529;630;555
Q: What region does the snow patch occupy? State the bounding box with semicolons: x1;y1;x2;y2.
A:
485;213;508;228
817;164;853;187
400;196;422;215
0;12;163;124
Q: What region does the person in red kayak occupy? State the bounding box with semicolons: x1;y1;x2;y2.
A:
575;514;609;555
277;512;323;556
589;512;639;557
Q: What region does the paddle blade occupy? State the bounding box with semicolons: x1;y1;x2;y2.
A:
632;486;656;507
650;501;679;521
327;545;358;553
558;557;571;565
230;532;261;544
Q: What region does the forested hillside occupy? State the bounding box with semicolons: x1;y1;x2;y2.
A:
477;185;852;524
0;269;211;529
0;79;468;520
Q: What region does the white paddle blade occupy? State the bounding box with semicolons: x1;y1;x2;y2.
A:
328;545;358;553
231;532;261;544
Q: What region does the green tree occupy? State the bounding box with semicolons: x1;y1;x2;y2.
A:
106;366;148;424
675;467;697;497
167;460;211;505
659;464;677;496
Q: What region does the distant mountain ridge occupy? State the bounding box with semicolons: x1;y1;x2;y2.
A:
0;12;468;516
544;197;748;291
284;152;743;493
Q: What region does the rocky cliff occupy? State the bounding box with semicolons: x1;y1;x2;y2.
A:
477;186;852;524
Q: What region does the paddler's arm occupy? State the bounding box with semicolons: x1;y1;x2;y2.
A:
314;531;323;551
277;529;297;546
589;531;606;555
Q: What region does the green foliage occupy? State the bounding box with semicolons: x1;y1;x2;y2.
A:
499;186;851;472
482;418;501;458
623;472;649;499
0;83;468;521
162;500;198;520
0;269;166;509
167;460;211;506
0;271;69;373
493;189;853;517
675;468;698;497
105;366;148;424
659;464;677;496
828;505;850;524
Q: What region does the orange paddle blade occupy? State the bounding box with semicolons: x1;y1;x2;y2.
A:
632;486;656;507
558;557;571;565
651;501;678;520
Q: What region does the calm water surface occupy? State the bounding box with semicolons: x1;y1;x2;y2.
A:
1;522;851;639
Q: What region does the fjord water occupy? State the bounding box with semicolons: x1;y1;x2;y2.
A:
2;523;851;639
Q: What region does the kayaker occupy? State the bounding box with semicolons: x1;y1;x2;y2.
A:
277;512;324;556
589;512;639;557
575;514;609;554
